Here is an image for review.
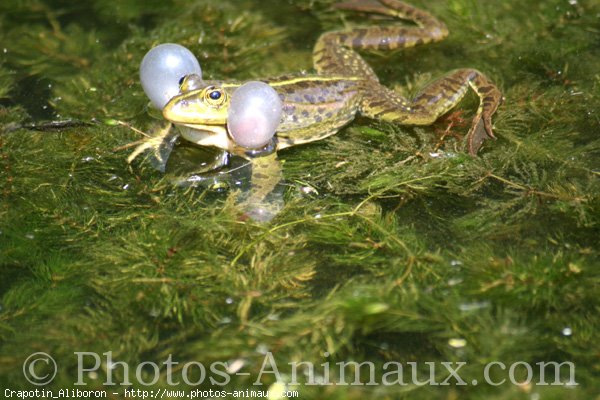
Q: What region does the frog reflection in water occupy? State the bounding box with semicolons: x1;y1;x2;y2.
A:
131;0;502;221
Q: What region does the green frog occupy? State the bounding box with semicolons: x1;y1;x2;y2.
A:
131;0;502;220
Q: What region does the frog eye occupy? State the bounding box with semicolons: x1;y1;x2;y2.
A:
204;87;227;106
179;73;203;91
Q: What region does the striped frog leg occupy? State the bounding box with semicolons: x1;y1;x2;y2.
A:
360;68;502;155
313;0;448;79
314;0;502;154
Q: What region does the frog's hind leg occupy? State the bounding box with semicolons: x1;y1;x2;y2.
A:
313;0;448;80
360;68;502;155
334;0;447;38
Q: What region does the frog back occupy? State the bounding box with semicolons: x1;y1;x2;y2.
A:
267;75;365;148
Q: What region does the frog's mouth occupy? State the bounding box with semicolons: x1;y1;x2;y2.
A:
163;92;241;151
162;90;228;126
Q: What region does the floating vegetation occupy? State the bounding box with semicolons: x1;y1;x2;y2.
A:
0;0;599;398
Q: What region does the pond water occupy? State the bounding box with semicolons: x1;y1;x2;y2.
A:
0;0;598;398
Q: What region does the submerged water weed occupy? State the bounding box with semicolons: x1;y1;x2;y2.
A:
1;0;600;398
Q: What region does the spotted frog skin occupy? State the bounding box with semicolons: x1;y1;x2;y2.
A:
132;0;502;219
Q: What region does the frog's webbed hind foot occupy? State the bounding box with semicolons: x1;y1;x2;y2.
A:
127;123;179;172
465;73;503;155
450;70;502;155
360;68;502;155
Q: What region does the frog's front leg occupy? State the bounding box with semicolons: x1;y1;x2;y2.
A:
127;122;179;172
360;68;502;154
236;152;284;222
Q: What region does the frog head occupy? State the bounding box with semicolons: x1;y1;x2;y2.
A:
162;75;231;126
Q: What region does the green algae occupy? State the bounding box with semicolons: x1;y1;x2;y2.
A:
1;0;599;399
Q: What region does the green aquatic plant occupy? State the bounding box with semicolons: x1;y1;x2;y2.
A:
1;0;599;399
